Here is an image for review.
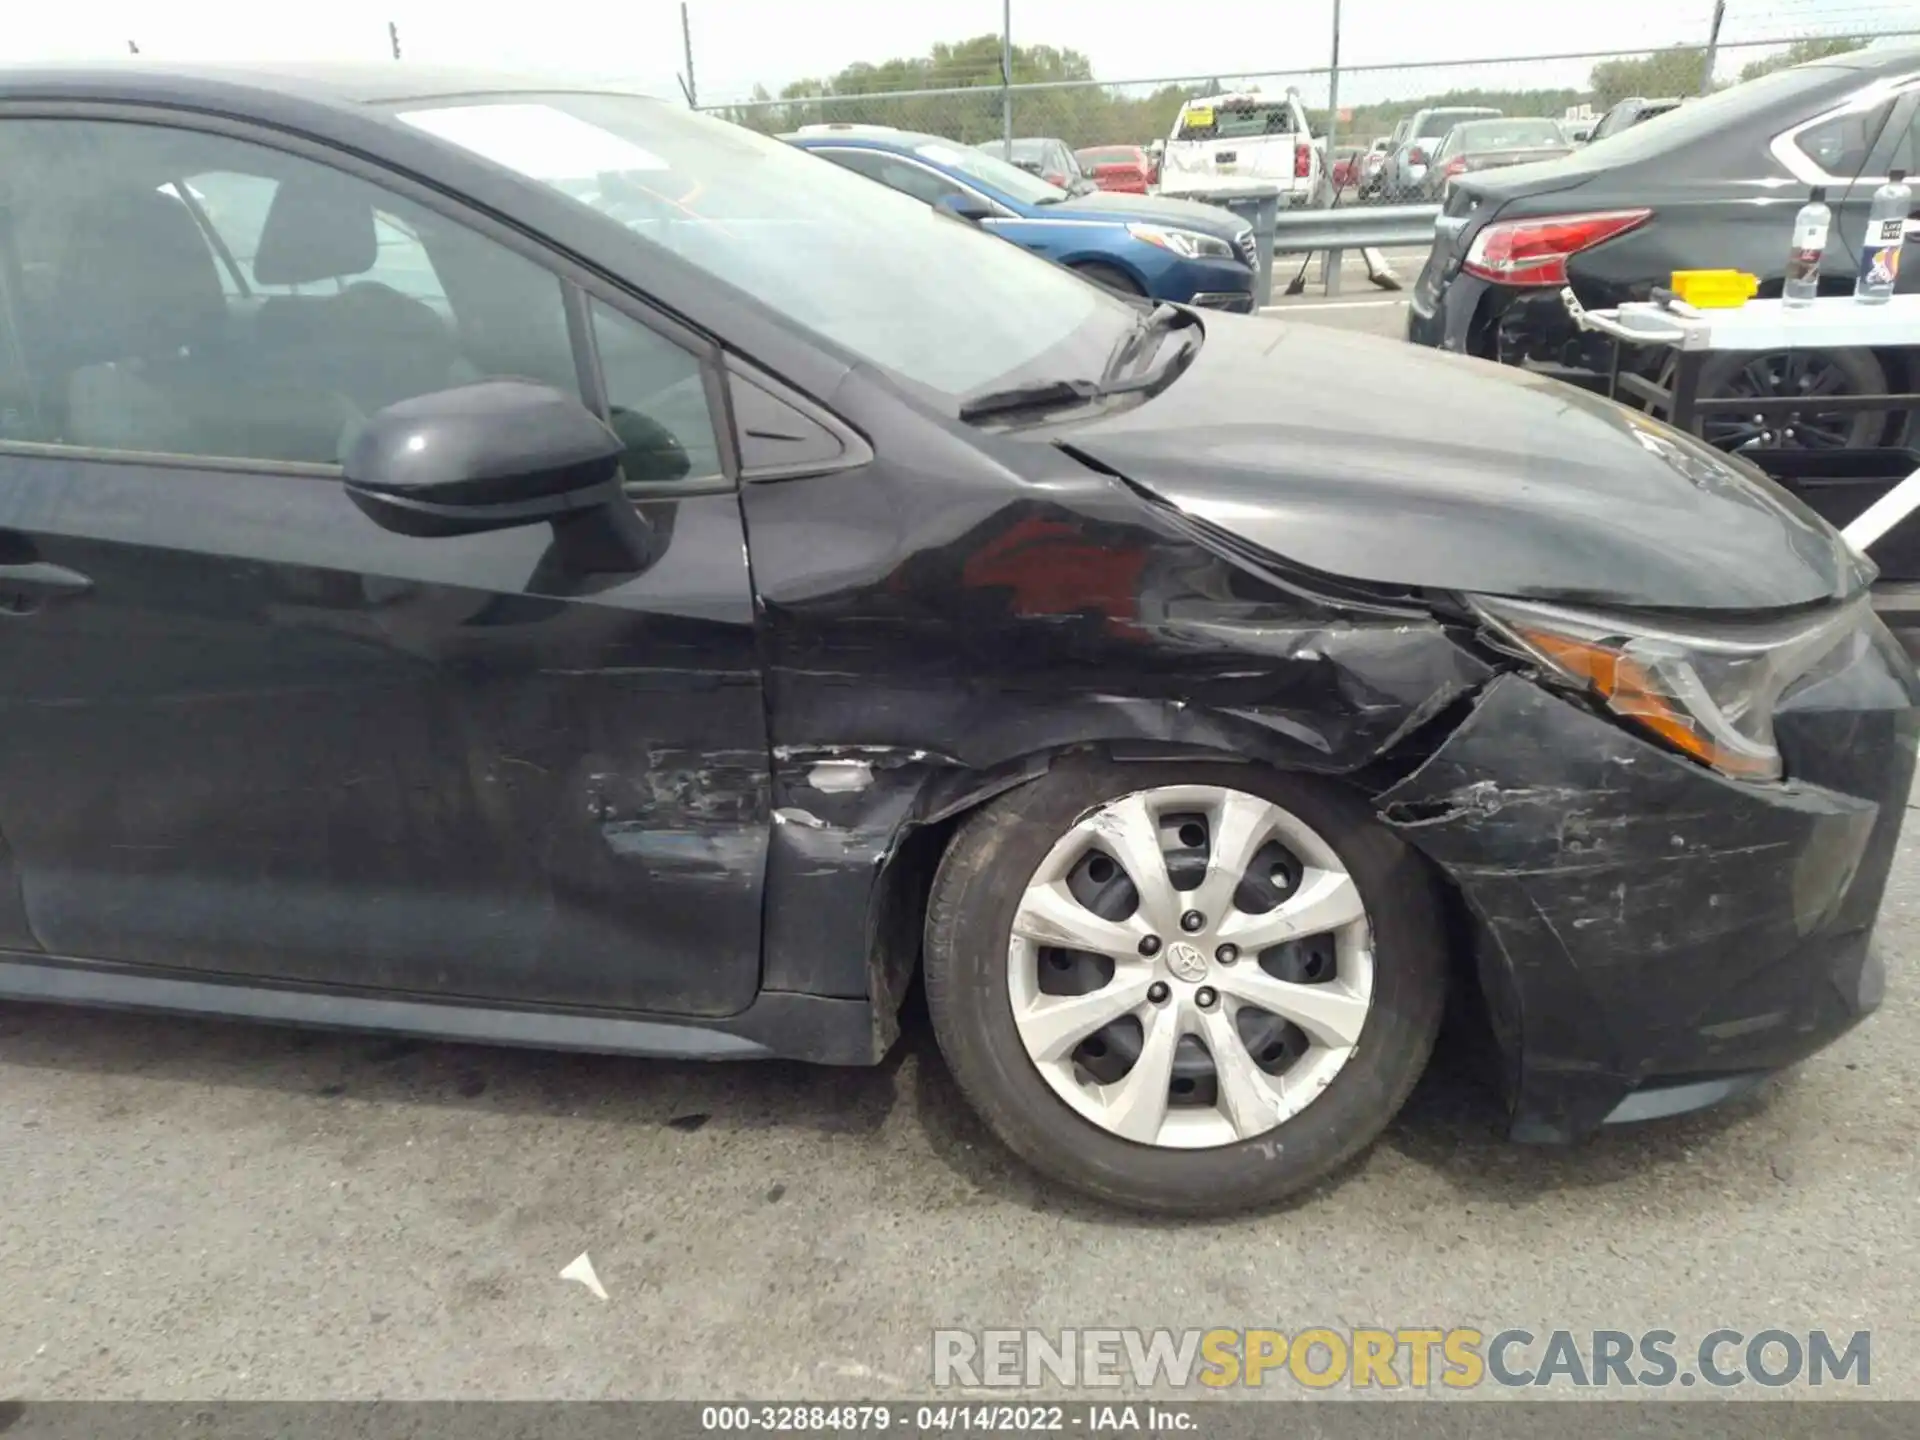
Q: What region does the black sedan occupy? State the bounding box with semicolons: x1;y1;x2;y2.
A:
1409;46;1920;451
0;62;1912;1215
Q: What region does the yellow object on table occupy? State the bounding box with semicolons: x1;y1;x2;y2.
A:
1669;269;1759;308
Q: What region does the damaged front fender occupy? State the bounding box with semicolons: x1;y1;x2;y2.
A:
1379;666;1913;1142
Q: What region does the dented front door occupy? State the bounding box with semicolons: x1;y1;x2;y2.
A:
0;456;769;1017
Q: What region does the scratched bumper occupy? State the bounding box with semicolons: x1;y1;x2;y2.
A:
1378;622;1919;1143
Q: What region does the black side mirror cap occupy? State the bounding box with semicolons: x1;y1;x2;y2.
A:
343;380;625;538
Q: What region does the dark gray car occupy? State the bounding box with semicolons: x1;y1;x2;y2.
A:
1422;116;1573;198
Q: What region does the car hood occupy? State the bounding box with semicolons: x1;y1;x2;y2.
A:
1061;315;1864;611
1041;190;1246;239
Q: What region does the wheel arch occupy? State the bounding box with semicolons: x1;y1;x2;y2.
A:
767;725;1486;1065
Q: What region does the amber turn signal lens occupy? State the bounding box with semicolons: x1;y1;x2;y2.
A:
1514;627;1778;781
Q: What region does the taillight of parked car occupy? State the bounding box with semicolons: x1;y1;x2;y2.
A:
1461;209;1652;286
1444;157;1467;177
1408;146;1427;166
1046;172;1066;187
1294;143;1310;178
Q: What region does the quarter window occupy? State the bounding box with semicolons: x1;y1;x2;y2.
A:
1792;99;1895;178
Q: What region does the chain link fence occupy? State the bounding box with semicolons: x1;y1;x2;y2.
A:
697;12;1920;209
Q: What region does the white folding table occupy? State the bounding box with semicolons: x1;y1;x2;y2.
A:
1562;289;1920;550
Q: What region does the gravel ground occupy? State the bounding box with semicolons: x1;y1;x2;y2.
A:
2;306;1915;1404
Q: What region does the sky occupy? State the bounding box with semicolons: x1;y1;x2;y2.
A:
10;0;1917;107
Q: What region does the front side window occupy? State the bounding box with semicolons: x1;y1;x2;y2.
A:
397;98;1127;405
0;116;717;475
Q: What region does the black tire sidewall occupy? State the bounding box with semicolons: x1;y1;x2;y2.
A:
924;758;1447;1214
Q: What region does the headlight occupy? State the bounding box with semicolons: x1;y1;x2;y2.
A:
1126;222;1238;261
1472;594;1870;783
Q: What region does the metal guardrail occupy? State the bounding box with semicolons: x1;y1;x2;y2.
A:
1266;204;1442;253
1263;203;1441;297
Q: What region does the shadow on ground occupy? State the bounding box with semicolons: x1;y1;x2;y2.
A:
0;987;1786;1227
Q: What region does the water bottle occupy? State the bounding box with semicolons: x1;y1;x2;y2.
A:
1854;168;1911;305
1783;187;1830;308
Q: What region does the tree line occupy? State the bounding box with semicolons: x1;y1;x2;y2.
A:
722;35;1871;148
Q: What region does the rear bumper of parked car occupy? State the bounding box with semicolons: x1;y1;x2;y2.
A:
1407;266;1624;392
1378;622;1919;1144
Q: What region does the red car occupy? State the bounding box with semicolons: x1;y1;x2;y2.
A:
1074;145;1153;194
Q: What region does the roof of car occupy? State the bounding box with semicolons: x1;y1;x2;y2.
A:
0;59;666;108
786;125;964;151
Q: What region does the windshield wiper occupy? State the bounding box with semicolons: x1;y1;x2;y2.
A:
958;378;1099;421
957;364;1179;423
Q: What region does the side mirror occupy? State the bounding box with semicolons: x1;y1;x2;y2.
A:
936;193;994;224
343;380;626;539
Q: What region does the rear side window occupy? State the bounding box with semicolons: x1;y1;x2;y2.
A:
1176;101;1299;141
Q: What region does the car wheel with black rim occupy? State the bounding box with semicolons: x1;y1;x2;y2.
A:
923;758;1447;1215
1678;346;1890;452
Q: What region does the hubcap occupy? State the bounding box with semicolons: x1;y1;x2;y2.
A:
1006;785;1374;1150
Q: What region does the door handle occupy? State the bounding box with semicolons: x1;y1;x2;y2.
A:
0;562;92;614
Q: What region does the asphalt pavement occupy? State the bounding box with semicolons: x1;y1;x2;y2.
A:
2;302;1916;1403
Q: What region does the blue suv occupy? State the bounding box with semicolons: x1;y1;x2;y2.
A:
787;125;1257;311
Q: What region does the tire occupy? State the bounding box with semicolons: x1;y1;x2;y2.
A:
1682;346;1889;452
1071;261;1144;298
923;757;1447;1215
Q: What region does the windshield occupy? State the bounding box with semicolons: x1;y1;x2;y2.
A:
1078;147;1141;166
1175;101;1298;141
917;140;1072;203
396;96;1127;404
1454;119;1566;150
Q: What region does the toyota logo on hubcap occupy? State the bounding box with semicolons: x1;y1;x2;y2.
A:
1165;941;1208;982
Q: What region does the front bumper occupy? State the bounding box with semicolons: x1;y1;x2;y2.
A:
1149;252;1257;310
1378;622;1919;1143
1189;291;1256;313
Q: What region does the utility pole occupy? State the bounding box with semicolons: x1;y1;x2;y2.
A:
389;21;401;60
1324;0;1341;179
680;2;698;109
1001;0;1013;150
1701;0;1725;94
127;39;139;54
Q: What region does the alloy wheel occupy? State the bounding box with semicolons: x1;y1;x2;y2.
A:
1005;784;1374;1150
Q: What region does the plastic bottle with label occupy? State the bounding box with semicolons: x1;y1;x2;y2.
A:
1783;187;1830;308
1854;168;1911;305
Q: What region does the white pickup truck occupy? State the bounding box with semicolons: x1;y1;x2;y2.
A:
1155;90;1329;208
